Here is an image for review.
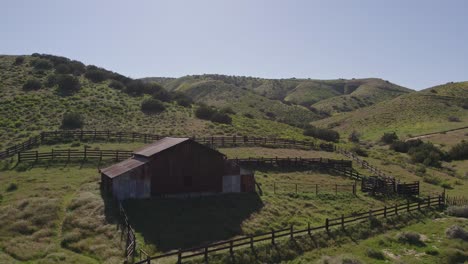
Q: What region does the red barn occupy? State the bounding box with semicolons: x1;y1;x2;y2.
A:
100;137;254;200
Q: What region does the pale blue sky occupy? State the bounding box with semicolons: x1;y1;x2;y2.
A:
1;0;467;90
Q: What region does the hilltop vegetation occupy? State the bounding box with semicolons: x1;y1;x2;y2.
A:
312;82;468;140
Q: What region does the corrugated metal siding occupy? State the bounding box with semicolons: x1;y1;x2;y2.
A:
111;165;151;200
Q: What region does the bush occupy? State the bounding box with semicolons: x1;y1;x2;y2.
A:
220;107;236;115
141;98;165;113
108;80;125;90
351;145;368;157
84;69;108;83
381;132;398;144
46;74;58;87
445;225;468;241
448;116;461;122
22;78;42;90
211;112;232;124
425;248;439;255
69;60;86;75
446;206;468;218
61;112;84;129
6;183;18;192
448;141;468;160
408;142;446;167
365;248;385;260
390;139;423;153
31;58;53;70
57;75;81;95
396;232;424;246
243;113;254;118
195;104;217;120
348;131;360;143
14;56;25;65
303;125;340;142
442;249;468;264
54;63;71;74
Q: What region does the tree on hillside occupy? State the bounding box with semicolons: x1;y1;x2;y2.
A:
195;104;217;120
141;98;165;113
84;69;108;83
448;141;468;160
381;132;398;144
303;125;340;142
31;58;53;70
14;56;25;65
61;112;84;129
57;74;81;95
22;78;42;90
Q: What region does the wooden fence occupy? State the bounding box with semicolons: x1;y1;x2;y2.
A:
233;157;352;169
134;195;444;264
445;195;468;206
0;130;336;160
260;182;357;196
119;203;136;260
17;149;133;163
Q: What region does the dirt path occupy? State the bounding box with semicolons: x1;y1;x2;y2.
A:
405;126;468;141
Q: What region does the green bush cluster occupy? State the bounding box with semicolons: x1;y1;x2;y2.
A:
391;139;446;167
56;74;81;95
448;141;468;160
380;132;398;144
195;104;232;124
22;78;42;90
141;98;165;113
303;125;340;142
61;112;84;129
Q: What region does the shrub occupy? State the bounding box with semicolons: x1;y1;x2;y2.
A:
408;142;446;167
195;104;217;120
211;112;232;124
31;58;53;70
442;249;468;264
22;78;42;90
84;69;108;83
108;80;125;90
303;125;340;142
448;141;468;160
446;206;468;218
243;113;254;118
220;107;236;115
152;88;171;102
390;139;423;153
125;80;146;96
425;248;439;255
351;145;368;157
14;56;25;65
141;98;165;113
365;248;385;260
381;132;398;144
46;74;58;87
6;183;18;192
57;74;80;95
396;232;424;246
69;60;86;75
348;131;360;143
61;112;84;129
445;225;468;241
54;63;71;74
448;116;461;122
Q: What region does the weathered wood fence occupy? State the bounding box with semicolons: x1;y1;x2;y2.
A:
119;203;136;260
445;195;468;206
0;130;335;160
134;195;444;264
17;149;133;162
260;181;357;196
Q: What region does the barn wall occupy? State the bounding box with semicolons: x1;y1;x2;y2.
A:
111;165;151;200
148;141;225;195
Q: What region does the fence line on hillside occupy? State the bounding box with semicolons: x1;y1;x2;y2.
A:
260;181;357;196
445;195;468;206
134;195;444;264
0;130;335;160
119;203;136;260
16;149;133;163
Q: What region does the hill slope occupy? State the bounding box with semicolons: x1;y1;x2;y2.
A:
143;75;413;116
311;82;468;140
0;55;312;148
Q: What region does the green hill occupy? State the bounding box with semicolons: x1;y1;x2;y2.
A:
144;75;412;116
0;55;313;148
311;81;468;140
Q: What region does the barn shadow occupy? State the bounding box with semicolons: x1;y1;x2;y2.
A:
119;193;263;252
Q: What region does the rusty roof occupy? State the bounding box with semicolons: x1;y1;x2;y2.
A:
100;156;148;178
133;137;190;158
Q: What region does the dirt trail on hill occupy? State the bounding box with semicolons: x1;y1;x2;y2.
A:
405;126;468;141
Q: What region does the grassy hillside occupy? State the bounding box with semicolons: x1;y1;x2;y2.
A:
0;55;315;148
311;82;468;140
144;75;412;117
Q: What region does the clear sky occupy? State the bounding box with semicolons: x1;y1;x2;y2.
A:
2;0;468;90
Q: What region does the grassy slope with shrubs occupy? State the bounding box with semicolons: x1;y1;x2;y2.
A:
312;82;468;140
0;55;316;148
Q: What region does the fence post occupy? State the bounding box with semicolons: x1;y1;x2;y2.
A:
353;184;356;195
290;225;293;238
341;214;345;230
271;229;275;245
335;184;338;195
17;152;21;163
84;147;87;160
395;204;398;215
68;149;71;162
250;235;254;249
316;184;318;195
274;182;276;194
204;246;208;262
177;249;182;264
418;200;421;211
229;241;233;256
325;218;329;233
307;222;311;235
407;200;410;212
428;195;431;208
438;195;442;209
384;206;387;218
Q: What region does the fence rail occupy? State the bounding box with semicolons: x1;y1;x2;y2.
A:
0;130;336;160
17;149;133;162
135;195;443;264
260;181;356;196
445;195;468;206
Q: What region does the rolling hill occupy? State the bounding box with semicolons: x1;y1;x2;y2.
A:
311;81;468;140
143;75;413;116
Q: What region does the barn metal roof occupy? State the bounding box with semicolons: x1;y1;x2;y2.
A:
133;137;190;158
100;156;148;178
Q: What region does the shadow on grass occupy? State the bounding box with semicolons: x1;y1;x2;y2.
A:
120;193;264;252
